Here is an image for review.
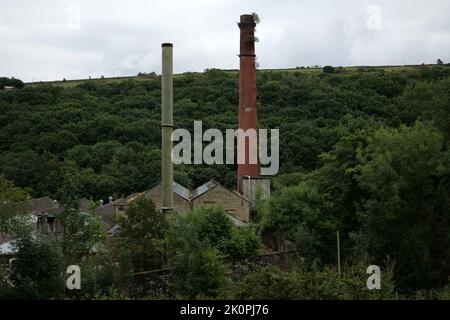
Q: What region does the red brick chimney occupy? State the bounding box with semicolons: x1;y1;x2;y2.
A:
237;14;259;192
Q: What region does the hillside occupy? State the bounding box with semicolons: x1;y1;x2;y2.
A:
1;64;450;292
0;65;449;201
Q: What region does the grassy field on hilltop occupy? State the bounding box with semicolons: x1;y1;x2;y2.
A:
25;64;434;88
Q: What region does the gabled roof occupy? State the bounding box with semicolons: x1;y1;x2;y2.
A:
226;212;247;227
173;181;191;200
79;198;90;212
31;196;61;215
191;180;218;200
96;201;118;229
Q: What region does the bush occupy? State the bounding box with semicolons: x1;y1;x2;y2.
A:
170;206;261;258
119;196;168;271
187;206;233;246
323;66;336;74
227;258;396;300
9;234;65;299
172;244;226;299
227;266;299;299
218;225;261;258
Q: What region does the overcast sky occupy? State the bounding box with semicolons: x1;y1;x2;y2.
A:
1;0;449;82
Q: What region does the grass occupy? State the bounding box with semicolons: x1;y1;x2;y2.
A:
25;64;443;88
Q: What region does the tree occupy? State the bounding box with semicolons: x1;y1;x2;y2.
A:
218;225;260;258
9;234;65;299
59;199;104;265
186;206;233;246
0;176;31;234
119;196;168;271
354;122;450;290
169;215;227;298
172;243;226;299
323;65;336;74
261;182;336;264
227;259;395;300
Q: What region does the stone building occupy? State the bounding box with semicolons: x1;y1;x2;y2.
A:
111;180;250;230
190;180;250;222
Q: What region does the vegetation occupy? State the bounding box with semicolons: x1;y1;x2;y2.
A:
0;77;24;90
0;64;450;299
7;234;65;299
118;196;168;271
0;176;31;234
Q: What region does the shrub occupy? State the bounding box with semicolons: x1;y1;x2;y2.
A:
172;244;226;299
218;225;261;258
9;234;65;299
323;66;336;74
227;259;396;300
187;206;233;245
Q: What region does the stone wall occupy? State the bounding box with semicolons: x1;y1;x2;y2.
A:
127;250;300;298
128;268;174;298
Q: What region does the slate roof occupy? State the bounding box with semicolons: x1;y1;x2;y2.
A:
31;197;62;215
191;180;218;200
173;182;191;200
95;201;117;230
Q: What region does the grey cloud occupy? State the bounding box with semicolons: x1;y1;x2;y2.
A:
1;0;449;82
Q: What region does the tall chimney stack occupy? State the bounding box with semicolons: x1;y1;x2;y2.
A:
237;14;259;192
161;43;174;211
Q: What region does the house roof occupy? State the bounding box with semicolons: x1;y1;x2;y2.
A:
79;198;90;212
226;212;247;227
191;180;218;200
95;201;117;229
173;181;191;200
31;196;61;215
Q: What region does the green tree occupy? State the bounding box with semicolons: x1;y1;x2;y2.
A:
9;234;65;299
168;211;229;298
119;196;168;271
218;225;261;258
0;176;31;234
261;182;336;264
323;66;336;74
186;206;233;246
354;122;450;290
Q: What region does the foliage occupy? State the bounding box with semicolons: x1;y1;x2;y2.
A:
218;225;261;258
323;66;336;74
0;176;31;233
2;66;450;297
186;206;234;246
261;182;335;264
119;196;168;271
2;67;448;200
8;233;65;299
168;207;256;298
172;241;227;299
353;122;450;290
0;77;24;89
227;258;395;300
170;206;260;258
60;200;105;265
64;239;133;299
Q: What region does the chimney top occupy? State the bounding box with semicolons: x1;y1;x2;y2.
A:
162;43;173;47
239;14;256;27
